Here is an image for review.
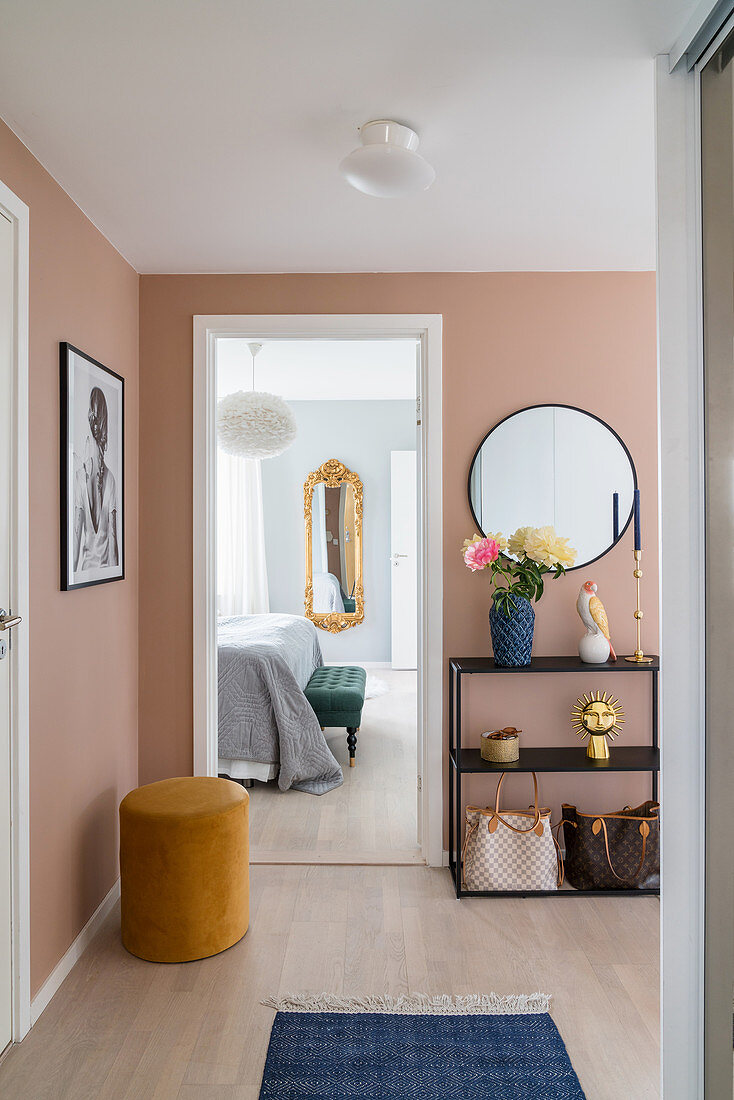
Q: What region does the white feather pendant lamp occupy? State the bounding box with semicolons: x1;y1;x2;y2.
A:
216;343;297;459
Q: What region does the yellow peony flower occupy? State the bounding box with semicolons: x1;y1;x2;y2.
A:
460;533;483;555
484;531;508;552
524;525;577;569
551;537;577;569
460;531;507;555
508;526;535;558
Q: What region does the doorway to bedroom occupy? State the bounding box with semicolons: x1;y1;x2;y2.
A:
213;335;423;863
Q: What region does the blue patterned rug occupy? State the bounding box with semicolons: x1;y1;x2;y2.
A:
259;995;586;1099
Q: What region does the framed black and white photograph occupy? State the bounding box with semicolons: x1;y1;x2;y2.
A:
60;342;124;590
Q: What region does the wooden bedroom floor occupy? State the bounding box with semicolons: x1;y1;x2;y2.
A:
248;668;421;863
0;865;660;1100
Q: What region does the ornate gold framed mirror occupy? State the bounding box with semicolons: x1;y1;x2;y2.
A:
304;459;364;633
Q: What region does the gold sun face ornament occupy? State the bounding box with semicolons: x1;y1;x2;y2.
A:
571;690;625;759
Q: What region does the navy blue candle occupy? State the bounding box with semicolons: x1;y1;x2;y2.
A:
633;489;641;551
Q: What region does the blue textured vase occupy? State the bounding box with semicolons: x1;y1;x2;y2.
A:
489;596;535;666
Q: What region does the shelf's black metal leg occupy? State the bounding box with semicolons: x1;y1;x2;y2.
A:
448;664;454;880
455;670;462;899
652;669;659;803
449;662;455;758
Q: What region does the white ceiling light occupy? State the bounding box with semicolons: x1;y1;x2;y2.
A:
339;120;435;198
217;342;297;460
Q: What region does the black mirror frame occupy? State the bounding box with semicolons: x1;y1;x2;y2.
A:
466;403;639;572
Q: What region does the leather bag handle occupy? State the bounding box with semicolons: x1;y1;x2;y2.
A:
460;819;479;889
552;831;565;888
491;771;542;835
593;816;649;883
551;821;566;888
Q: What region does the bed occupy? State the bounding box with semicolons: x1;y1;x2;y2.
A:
312;571;345;612
217;613;343;795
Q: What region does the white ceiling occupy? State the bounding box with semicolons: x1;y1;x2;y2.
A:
216;339;417;400
0;1;698;273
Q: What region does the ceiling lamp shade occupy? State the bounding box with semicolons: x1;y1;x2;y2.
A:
216;343;297;460
339;120;435;198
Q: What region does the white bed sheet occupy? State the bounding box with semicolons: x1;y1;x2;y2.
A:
218;757;278;782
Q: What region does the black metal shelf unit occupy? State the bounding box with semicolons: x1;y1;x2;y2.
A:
448;654;660;900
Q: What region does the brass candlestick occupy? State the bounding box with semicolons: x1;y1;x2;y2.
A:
624;549;653;664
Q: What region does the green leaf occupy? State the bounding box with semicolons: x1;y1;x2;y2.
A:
488;544;567;607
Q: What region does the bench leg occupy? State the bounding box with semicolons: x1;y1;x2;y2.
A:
347;727;358;767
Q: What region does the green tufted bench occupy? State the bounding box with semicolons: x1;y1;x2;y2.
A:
304;665;367;767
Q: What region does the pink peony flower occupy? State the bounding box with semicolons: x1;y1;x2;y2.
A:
463;537;499;571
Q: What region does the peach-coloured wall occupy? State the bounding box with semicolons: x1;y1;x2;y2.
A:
0;120;139;995
138;272;658;826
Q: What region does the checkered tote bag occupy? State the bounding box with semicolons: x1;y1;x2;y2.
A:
462;772;562;892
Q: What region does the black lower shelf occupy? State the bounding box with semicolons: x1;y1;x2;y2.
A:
451;745;659;773
448;861;659;899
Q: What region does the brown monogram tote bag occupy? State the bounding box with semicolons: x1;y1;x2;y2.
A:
561;800;660;890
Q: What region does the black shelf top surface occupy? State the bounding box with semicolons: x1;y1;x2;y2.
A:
449;655;659;674
451;745;659;773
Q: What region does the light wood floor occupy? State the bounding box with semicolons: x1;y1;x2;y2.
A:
0;865;659;1099
248;669;421;863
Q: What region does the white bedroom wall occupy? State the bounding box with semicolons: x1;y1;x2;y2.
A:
261;399;416;663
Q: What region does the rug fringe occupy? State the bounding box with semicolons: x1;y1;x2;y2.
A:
261;992;552;1015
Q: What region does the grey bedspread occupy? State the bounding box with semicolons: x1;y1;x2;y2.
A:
217;613;343;795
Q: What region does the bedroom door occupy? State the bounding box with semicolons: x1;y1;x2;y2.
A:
390;451;417;670
0;208;14;1052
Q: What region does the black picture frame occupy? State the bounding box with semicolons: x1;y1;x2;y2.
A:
466;403;638;572
60;342;125;590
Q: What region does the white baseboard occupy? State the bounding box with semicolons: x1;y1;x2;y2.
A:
328;660;393;669
30;878;120;1026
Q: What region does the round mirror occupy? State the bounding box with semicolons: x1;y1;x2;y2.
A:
467;405;636;570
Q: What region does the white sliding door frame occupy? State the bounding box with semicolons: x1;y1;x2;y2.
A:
656;43;709;1098
192;314;443;867
0;178;30;1044
692;19;734;1099
658;16;734;1091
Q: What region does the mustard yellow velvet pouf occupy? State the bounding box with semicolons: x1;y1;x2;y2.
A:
119;777;249;963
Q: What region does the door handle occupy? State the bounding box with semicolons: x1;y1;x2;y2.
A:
0;609;22;631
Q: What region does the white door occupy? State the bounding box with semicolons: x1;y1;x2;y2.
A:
0;209;13;1051
390;451;417;669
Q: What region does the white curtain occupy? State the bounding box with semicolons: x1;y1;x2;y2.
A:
217;451;270;616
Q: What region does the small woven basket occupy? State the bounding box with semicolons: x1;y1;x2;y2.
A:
480;727;521;763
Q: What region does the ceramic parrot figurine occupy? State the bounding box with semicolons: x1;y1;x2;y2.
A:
576;580;617;663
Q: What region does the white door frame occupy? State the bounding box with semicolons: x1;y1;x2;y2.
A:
0;179;30;1043
192;314;443;867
